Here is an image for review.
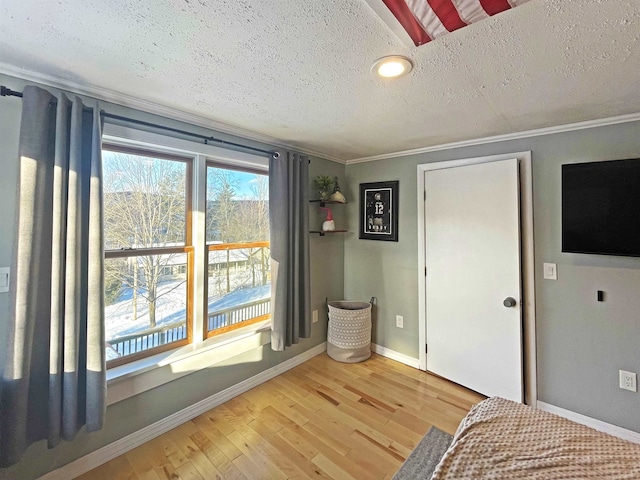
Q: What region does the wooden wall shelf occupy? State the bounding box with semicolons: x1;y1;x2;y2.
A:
310;199;348;207
310;200;348;235
310;230;348;236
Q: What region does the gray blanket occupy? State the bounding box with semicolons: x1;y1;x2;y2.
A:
393;426;453;480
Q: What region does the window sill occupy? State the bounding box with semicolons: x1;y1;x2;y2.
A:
106;320;271;405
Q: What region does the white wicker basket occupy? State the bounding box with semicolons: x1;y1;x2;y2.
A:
327;301;372;362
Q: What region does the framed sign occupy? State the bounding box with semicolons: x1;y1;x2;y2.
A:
359;181;399;241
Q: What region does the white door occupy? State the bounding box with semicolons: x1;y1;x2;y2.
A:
425;158;523;402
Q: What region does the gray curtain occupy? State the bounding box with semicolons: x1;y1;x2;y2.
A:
269;152;311;351
0;86;106;467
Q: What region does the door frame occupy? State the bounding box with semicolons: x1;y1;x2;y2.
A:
417;151;537;406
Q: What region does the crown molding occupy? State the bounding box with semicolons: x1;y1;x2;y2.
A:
346;113;640;164
0;62;345;164
6;62;638;167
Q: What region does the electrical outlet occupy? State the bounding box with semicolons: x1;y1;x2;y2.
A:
619;370;637;392
396;315;403;328
0;267;9;293
312;310;318;323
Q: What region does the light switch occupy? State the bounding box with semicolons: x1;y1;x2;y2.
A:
0;267;9;293
543;263;557;280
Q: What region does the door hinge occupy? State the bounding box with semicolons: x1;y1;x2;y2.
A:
424;191;426;201
425;266;427;277
425;344;428;353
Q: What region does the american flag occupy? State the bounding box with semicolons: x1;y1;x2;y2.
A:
382;0;531;46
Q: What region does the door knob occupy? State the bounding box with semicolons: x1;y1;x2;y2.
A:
503;297;517;308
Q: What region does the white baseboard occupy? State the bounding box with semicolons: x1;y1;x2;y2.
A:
537;401;640;444
39;342;327;480
371;343;420;369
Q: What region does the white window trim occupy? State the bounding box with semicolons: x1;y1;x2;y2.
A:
106;321;271;405
103;124;269;172
102;123;271;405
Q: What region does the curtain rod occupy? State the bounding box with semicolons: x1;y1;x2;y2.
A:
1;85;280;159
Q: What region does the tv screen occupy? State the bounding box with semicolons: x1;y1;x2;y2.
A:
562;158;640;257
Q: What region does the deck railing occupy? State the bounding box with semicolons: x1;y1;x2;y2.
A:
108;322;187;358
205;241;270;337
107;241;271;359
108;295;271;357
207;298;270;334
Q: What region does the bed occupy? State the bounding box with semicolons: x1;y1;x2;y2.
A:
431;397;640;479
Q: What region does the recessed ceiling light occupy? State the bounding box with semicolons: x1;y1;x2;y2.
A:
371;56;413;79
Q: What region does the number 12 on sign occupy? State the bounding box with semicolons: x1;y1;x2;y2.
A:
359;181;399;242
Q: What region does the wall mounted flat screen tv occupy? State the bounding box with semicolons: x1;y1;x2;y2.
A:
562;158;640;257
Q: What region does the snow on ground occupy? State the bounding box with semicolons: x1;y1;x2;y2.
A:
105;270;271;341
105;280;187;340
208;284;270;311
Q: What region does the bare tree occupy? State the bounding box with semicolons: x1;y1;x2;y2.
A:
205;168;270;294
234;176;270;286
206;168;240;293
206;168;239;243
103;152;187;328
236;175;270;241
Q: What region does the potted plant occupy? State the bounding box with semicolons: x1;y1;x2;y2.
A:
313;175;334;200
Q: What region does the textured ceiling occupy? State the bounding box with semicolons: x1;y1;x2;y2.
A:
0;0;639;161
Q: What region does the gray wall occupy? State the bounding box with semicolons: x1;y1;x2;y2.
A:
0;73;344;479
344;120;640;433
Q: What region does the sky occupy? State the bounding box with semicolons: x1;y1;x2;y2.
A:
102;149;267;200
230;170;265;199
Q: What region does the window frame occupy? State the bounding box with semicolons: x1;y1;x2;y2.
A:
102;143;195;368
203;160;271;340
101;123;271;381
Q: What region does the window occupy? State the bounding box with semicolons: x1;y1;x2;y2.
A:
103;145;193;367
102;139;270;368
204;163;270;337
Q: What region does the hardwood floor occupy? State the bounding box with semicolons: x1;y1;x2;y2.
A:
76;353;485;480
